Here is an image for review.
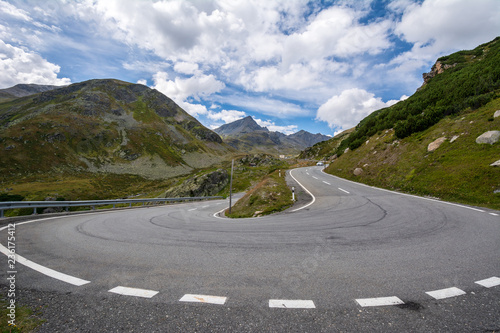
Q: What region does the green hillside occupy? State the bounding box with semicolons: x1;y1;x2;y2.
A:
319;37;500;210
338;37;500;153
0;79;233;201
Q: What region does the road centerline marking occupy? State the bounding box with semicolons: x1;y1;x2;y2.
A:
312;176;318;179
269;299;315;309
475;276;500;288
356;296;404;307
109;286;158;298
179;294;227;305
338;188;350;194
322;181;331;185
425;287;466;299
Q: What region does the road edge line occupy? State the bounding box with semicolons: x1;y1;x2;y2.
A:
289;169;316;212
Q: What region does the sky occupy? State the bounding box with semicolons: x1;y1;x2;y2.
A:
1;0;499;136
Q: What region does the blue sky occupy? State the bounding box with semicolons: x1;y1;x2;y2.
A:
1;0;499;136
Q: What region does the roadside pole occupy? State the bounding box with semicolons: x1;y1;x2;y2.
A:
229;159;234;214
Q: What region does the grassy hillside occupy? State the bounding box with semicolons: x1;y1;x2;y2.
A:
337;37;500;154
0;79;235;202
226;169;293;218
324;98;500;210
298;128;354;160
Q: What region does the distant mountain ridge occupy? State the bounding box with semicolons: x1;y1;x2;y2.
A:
0;83;62;99
214;116;330;154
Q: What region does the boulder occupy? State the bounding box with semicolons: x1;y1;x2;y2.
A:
427;137;446;152
450;135;459;143
494;110;500;118
353;168;363;176
490;160;500;167
476;131;500;145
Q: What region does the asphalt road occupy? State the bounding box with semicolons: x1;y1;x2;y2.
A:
1;166;499;332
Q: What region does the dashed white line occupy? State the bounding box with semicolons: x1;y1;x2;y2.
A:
179;294;227;305
188;208;197;211
269;299;316;309
489;213;499;216
338;188;350;194
201;205;209;208
475;276;500;288
322;181;331;185
312;176;318;180
425;287;466;300
109;286;159;298
355;296;404;307
320;169;491;213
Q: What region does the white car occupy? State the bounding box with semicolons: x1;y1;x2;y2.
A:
316;161;324;166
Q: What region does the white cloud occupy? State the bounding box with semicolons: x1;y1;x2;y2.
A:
136;79;147;85
219;94;307;118
255;118;298;135
152;71;225;103
178;101;208;117
174;61;200;75
316;88;402;131
282;6;392;66
0;40;71;88
207;109;246;124
392;0;500;73
0;1;32;22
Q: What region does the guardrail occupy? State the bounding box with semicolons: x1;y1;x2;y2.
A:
0;196;224;218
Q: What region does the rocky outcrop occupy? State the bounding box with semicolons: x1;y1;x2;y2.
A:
476;131;500;144
427;137;446;152
162;169;229;198
422;61;457;85
353;168;363;176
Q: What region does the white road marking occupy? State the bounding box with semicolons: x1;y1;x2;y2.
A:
269;299;315;309
289;169;316;212
202;205;209;208
179;294;227;305
312;176;318;179
320;169;489;213
338;188;350;194
109;286;158;298
425;287;466;300
0;222;91;286
475;276;500;288
355;296;404;307
188;208;197;211
489;213;499;216
322;181;331;185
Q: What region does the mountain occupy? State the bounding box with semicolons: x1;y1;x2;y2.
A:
215;116;268;136
0;83;62;100
287;130;331;148
214;116;330;154
310;36;500;210
0;79;232;183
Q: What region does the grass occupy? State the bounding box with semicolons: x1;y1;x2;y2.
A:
324;98;500;210
226;169;293;218
0;298;44;332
